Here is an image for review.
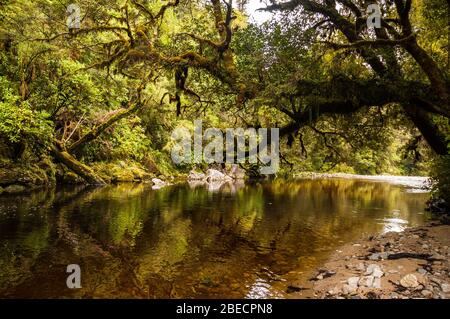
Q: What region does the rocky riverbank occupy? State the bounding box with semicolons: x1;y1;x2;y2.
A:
283;221;450;299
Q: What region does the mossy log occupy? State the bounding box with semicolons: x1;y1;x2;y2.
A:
50;144;106;185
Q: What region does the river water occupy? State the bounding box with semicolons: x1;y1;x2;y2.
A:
0;178;430;298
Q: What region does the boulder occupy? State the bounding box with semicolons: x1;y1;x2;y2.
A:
205;169;232;182
152;178;168;190
188;170;206;181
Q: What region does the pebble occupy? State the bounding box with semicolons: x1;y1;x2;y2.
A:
417;268;427;275
368;252;389;260
373;277;381;289
421;290;433;297
400;274;419;288
365;264;384;278
359;276;374;288
347;277;360;289
440;283;450;293
327;287;340;295
342;284;356;294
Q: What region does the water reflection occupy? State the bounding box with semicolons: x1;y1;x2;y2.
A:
0;179;430;298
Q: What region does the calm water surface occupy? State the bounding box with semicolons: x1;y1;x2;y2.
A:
0;179;430;298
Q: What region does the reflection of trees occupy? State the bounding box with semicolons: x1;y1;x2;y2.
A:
0;180;430;298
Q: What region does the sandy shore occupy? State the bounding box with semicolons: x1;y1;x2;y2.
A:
281;221;450;299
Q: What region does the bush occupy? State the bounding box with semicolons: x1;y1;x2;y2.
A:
430;154;450;204
0;77;53;153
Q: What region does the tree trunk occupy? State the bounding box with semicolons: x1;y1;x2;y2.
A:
50;143;106;185
403;103;449;156
68;102;143;152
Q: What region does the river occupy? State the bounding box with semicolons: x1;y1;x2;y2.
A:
0;177;430;298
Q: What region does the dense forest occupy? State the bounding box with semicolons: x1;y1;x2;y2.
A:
0;0;448;202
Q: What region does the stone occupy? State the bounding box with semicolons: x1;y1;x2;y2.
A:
205;169;232;182
347;277;360;289
188;170;206;181
368;252;389;260
440;283;450;293
152;178;168;189
372;268;384;278
421;289;433;297
311;269;336;281
400;274;419;288
359;275;374;288
327;287;340;295
342;284;356;294
356;263;365;272
365;264;383;278
417;268;427;275
373;277;381;289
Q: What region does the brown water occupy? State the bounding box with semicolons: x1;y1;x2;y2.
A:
0;179;430;298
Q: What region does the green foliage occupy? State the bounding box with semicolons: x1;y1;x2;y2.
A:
431;155;450;203
0;76;53;151
0;0;447;186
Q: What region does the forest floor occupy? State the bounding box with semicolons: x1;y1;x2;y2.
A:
282;220;450;299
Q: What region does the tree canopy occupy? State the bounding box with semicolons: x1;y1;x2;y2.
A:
0;0;448;185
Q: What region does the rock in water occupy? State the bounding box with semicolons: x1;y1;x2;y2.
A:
400;274;419;288
152;178;167;189
205;169;232;182
188;170;206;181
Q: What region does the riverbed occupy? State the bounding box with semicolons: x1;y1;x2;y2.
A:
0;177;431;298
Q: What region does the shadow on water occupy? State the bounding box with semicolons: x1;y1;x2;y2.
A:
0;179;431;298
